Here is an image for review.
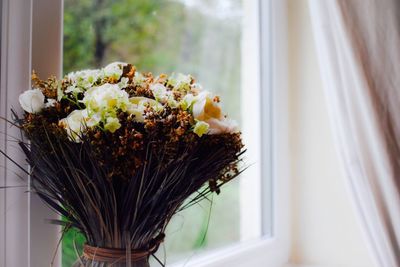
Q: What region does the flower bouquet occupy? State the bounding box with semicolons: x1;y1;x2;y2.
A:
7;62;244;266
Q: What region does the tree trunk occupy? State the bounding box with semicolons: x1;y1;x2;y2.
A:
93;0;108;66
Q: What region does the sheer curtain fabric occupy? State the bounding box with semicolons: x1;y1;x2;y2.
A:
309;1;400;266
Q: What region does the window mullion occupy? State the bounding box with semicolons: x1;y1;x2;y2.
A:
0;0;33;266
30;0;64;266
239;0;263;241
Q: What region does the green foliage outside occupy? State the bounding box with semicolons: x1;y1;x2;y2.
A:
63;0;242;266
64;0;185;74
62;228;86;266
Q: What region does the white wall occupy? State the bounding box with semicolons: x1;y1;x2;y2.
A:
287;1;375;266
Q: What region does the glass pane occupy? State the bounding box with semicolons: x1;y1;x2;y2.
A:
62;0;245;265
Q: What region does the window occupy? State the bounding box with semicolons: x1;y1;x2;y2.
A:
62;0;262;265
1;0;289;266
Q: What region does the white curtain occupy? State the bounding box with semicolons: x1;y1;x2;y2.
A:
309;0;400;266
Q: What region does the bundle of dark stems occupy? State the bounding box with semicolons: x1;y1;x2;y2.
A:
1;63;245;267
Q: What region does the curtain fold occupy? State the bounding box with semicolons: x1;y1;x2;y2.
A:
309;1;400;266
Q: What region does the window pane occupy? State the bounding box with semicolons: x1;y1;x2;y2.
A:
62;0;246;265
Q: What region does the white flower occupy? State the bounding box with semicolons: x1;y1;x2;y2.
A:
180;93;196;110
133;72;146;86
103;62;127;80
149;83;178;107
192;92;217;119
82;83;130;114
19;88;45;113
127;97;164;122
79;109;101;127
168;73;192;91
150;83;168;103
66;69;101;93
118;77;129;89
65;85;82;94
126;97;147;122
104;117;121;133
191;83;203;94
167;97;179;108
192;83;203;91
44;99;57;108
192;91;238;134
59;109;87;142
205;117;238;135
79;83;131;133
193;120;209;137
57;83;64;101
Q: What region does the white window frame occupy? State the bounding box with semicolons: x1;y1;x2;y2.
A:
0;0;289;266
1;0;63;267
1;1;33;266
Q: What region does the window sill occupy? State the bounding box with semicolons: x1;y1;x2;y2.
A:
284;265;357;267
171;237;288;267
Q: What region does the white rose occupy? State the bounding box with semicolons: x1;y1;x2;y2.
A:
19;88;45;113
205;117;238;135
192;91;238;134
59;109;87;142
191;83;203;94
103;62;127;80
192;92;220;120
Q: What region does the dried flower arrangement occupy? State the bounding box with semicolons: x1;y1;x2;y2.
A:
5;62;245;266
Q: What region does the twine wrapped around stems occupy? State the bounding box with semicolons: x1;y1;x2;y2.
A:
82;233;165;263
